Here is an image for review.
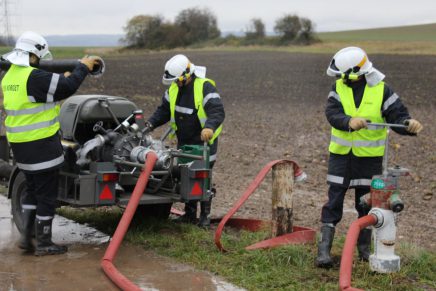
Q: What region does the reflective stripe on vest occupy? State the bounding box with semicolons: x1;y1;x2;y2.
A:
168;78;223;145
2;65;61;143
328;80;387;157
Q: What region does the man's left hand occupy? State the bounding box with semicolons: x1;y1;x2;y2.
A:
64;71;71;77
201;128;214;142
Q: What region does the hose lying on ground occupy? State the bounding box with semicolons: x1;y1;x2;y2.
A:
101;151;158;291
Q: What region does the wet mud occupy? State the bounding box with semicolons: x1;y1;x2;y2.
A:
0;195;243;291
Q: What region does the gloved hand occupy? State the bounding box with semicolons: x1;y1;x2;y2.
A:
349;117;368;131
348;117;368;130
80;56;99;72
142;121;154;135
405;119;423;134
201;128;214;142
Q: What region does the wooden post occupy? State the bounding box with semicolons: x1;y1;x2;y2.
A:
271;163;294;237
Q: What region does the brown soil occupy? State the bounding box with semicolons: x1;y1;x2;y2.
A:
77;51;434;251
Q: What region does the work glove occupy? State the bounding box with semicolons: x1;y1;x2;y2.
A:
80;56;99;72
142;121;154;135
405;119;423;134
348;117;368;131
201;128;214;142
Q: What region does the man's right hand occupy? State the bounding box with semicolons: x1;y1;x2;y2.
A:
349;117;368;131
80;56;99;72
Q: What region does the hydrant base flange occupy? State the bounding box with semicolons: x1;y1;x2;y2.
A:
369;254;400;273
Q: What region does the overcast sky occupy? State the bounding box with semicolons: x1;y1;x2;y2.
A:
6;0;436;36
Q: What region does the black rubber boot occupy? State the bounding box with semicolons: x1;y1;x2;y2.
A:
174;201;198;224
357;228;372;261
198;199;212;229
315;224;335;268
35;218;67;256
18;209;36;251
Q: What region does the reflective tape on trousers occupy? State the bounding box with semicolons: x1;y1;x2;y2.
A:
327;174;344;184
350;179;372;186
16;155;64;171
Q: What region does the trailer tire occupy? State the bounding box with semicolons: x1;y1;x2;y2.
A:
133;203;172;223
10;171;29;235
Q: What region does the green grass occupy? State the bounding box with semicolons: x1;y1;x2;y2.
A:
318;23;436;42
58;207;436;291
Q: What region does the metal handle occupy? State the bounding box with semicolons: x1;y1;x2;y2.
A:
367;122;408;129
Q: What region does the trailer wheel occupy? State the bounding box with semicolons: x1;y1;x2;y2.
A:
10;171;27;234
133;203;172;223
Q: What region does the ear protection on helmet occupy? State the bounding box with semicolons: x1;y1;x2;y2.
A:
177;62;191;84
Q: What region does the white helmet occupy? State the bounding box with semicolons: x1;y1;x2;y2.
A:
162;54;196;86
326;46;385;86
2;31;52;67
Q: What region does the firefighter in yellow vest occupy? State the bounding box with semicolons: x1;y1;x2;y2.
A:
1;31;98;255
315;47;423;268
145;54;225;228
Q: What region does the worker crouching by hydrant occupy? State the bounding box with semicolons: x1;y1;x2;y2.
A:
315;47;423;268
145;54;225;228
1;31;98;255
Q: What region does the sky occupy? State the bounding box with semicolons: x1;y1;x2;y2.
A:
5;0;436;36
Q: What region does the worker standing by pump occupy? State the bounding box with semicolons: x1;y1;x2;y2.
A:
315;47;423;268
145;54;225;228
1;31;98;256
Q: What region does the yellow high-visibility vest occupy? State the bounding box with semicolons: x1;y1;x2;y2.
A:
168;78;222;144
329;80;387;157
2;65;60;143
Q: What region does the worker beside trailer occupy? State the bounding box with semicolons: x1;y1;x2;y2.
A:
1;31;98;256
145;54;225;228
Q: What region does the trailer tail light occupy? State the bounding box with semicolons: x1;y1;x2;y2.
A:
102;173;119;182
194;170;209;179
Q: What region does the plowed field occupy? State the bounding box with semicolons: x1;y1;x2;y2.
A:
79;51;436;250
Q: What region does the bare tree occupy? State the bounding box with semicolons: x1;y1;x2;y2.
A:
245;18;265;40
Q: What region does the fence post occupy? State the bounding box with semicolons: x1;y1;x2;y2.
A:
271;163;294;237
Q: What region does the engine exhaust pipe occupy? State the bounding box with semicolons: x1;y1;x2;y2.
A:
0;56;105;77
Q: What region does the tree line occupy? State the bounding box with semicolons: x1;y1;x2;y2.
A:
122;8;316;49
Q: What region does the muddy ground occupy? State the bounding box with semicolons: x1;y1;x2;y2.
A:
75;50;436;251
0;195;243;291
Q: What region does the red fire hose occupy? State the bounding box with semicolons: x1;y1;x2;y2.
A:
101;152;158;291
339;214;377;291
214;160;315;252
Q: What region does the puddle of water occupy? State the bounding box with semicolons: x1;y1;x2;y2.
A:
0;195;244;291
